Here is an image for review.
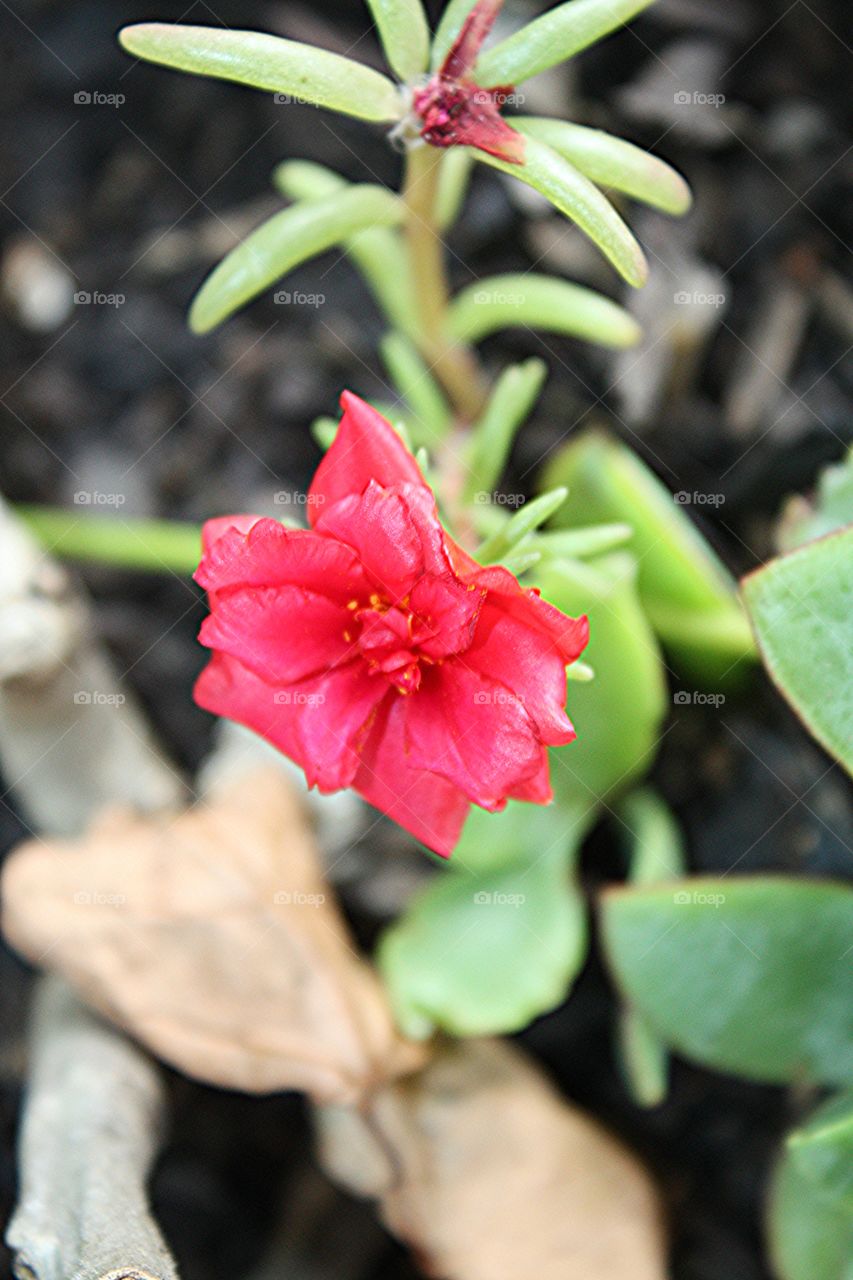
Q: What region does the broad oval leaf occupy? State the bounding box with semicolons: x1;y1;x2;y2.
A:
378;854;588;1038
448;273;641;348
365;0;430;81
742;528;853;777
602;877;853;1087
476;0;656;86
544;432;756;686
788;1092;853;1211
189;185;403;332
769;1118;853;1280
472;138;648;286
119;24;403;121
515;117;691;215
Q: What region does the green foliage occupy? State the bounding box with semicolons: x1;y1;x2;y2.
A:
189;186;403;333
379;332;451;446
544;432;756;685
462;359;547;504
448;274;641;348
119;24;402;120
365;0;430;81
602;877;853;1087
788;1092;853;1210
476;488;569;563
742;527;853;776
778;445;853;553
15;507;202;575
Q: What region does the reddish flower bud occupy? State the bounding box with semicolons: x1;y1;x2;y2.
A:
194;392;588;857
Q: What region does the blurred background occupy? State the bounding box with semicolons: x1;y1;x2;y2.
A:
1;1;851;1277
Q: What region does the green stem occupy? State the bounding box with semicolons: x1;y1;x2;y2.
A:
401;144;489;424
15;505;202;575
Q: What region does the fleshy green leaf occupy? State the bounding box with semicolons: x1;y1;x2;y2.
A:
778;446;853;553
435;149;474;231
544;432;756;685
448;273;641;348
472;138;648;287
602;877;853;1087
788;1092;853;1211
769;1106;853;1280
450;796;590;877
119;24;403;121
742;528;853;776
514;117;691;215
431;0;481;69
475;0;656;86
378;848;588;1038
14;506;201;575
536;523;633;560
618;1007;669;1108
189;185;403;333
537;554;668;807
379;332;451;447
476;487;569;562
462;359;547;504
365;0;430;81
273;161;420;339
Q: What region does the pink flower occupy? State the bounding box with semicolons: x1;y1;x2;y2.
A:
194;392;588;857
412;0;525;164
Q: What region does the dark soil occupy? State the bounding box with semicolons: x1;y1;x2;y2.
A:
1;1;851;1277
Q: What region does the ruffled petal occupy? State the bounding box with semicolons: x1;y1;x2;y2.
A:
464;600;576;744
201;514;262;555
195;519;369;602
403;662;543;809
199;585;352;685
307;391;426;521
353;696;471;858
468;563;590;664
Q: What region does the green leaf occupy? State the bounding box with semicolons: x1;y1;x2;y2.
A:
14;506;201;575
435;149;474;231
544;432;756;685
189;185;403;332
365;0;430;81
536;523;633;560
618;1007;669;1108
769;1114;853;1280
462;359;547;503
742;528;853;776
537;554;668;807
450;796;591;877
475;0;656;86
476;487;569;562
788;1092;853;1211
310;416;339;450
472;138;648;286
514;117;691;215
378;848;588;1038
601;877;853;1087
778;446;853;553
431;0;481;69
119;24;403;121
448;273;641;348
379;332;451;447
273;161;420;340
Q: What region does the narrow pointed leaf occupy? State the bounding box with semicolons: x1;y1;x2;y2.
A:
742;527;853;776
476;487;569;562
189;185;403;332
449;272;641;348
536;523;633;560
119;24;403;121
602;877;853;1087
472;138;648;285
380;332;451;446
431;0;482;69
619;1008;668;1108
378;848;588;1038
365;0;430;80
273;160;420;339
15;506;201;575
463;358;547;502
476;0;656;86
435;149;474;230
515;117;691;215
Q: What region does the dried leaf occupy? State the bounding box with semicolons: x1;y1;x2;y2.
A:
316;1038;666;1279
2;767;424;1103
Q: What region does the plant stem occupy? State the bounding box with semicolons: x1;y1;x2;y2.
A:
402;144;489;423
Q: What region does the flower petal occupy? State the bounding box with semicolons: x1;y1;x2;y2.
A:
403;662;543;808
353;696;471;857
195;519;369;601
308;391;426;520
201;514;262;555
440;0;504;80
199;585;353;685
470;563;590;663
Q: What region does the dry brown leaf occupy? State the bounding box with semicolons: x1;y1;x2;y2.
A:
1;766;424;1103
315;1038;667;1280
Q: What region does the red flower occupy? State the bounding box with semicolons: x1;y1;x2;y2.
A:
412;0;525;164
194;392;588;857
